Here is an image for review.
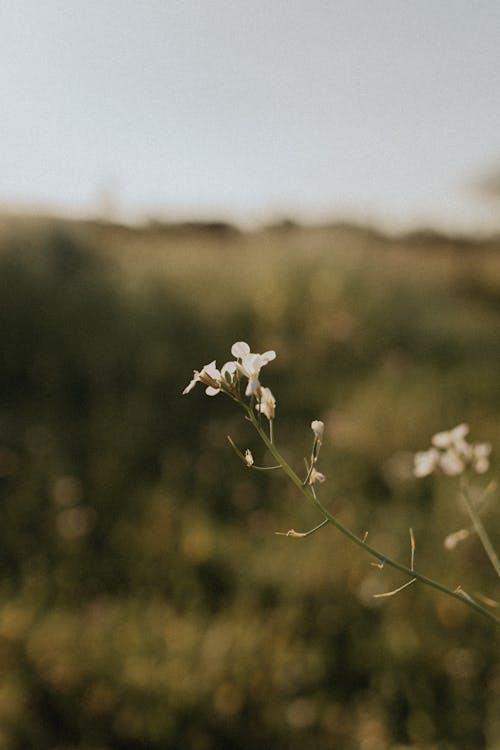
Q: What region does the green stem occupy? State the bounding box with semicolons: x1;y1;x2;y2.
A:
244;406;500;627
460;478;500;578
275;519;330;538
252;464;281;471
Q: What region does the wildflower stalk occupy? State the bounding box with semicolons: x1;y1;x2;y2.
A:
183;342;499;626
243;404;500;627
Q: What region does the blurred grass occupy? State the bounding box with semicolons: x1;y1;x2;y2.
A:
0;216;499;749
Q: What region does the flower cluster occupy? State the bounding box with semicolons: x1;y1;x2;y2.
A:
414;423;492;477
182;360;237;396
183;341;277;419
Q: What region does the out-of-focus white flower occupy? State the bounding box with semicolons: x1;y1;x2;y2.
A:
311;420;324;443
472;443;492;474
414;448;440;477
235;343;276;397
309;467;326;485
244;449;254;466
438;448;466;476
183;360;237;396
444;528;471;550
414;423;492;478
432;423;471;457
255;387;276;420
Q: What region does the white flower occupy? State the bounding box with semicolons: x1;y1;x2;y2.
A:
432;423;470;457
471;443;492;474
244;449;254;467
231;340;275;365
183;360;218;395
414;448;440;477
311;420;324;443
234;344;276;397
444;528;470;550
415;424;492;478
182;360;237;396
438;448;466;476
183;342;275;399
309;467;326;485
231;341;251;359
255;387;276;420
239;354;263;396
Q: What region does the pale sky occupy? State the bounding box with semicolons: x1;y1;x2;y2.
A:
1;1;500;231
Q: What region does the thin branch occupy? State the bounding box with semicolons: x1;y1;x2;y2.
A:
454;585;475;604
374;578;417;598
460;478;500;578
227;435;247;463
243;405;500;627
473;591;499;608
302;457;314;486
410;527;415;571
372;529;417;598
227;434;280;470
251;464;282;471
275;519;329;539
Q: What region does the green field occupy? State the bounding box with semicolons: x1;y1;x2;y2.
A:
0;216;499;749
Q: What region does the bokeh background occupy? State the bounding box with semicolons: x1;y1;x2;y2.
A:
1;3;500;749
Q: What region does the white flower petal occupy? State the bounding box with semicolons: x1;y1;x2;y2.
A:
432;424;469;450
182;376;199;395
444;528;470;550
260;350;276;364
439;449;465;476
431;430;452;449
470;441;492;473
205;386;221;396
203;361;220;379
245;375;261;397
455;438;473;461
221;361;237;376
244;353;263;374
414;448;439;477
255;387;276;420
473;455;490;474
451;423;470;442
473;442;492;458
231;341;251;358
309;468;326;484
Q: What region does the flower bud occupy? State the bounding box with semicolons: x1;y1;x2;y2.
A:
311;420;324;442
309;467;326;485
